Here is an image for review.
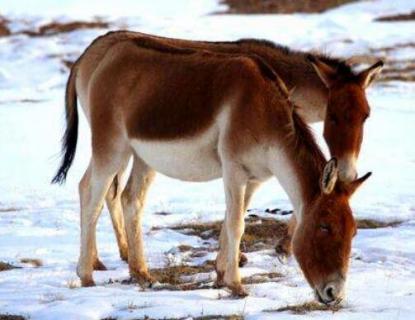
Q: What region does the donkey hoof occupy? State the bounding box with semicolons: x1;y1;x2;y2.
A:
131;270;155;288
275;240;292;263
239;253;248;267
229;284;248;298
214;270;225;288
120;252;128;263
93;258;107;271
81;278;96;287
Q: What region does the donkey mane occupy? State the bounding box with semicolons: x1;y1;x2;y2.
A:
131;38;279;84
280;105;326;201
224;38;355;79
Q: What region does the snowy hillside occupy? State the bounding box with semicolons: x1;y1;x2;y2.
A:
0;0;415;319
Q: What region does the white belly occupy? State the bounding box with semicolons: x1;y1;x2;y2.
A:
130;127;222;182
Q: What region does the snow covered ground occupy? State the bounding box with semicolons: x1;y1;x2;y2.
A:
1;0;415;319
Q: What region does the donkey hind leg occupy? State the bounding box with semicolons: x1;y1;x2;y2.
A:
275;214;296;262
77;156;125;287
122;155;156;287
216;162;248;297
104;159;130;263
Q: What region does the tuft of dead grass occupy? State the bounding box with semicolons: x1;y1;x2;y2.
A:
0;262;19;272
242;272;282;284
267;301;342;314
218;0;357;14
357;219;402;229
151;260;216;286
0;17;109;38
375;11;415;22
166;215;288;252
21;20;109;37
0;16;11;37
20;258;43;267
0;315;26;320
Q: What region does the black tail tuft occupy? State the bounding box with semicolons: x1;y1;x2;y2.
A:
52;65;79;184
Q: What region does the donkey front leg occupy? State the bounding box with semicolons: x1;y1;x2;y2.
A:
217;163;248;297
122;156;155;286
216;179;260;274
77;160;117;286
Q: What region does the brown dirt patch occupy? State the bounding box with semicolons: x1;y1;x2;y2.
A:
375;11;415;22
267;301;342;314
0;262;19;272
218;0;358;14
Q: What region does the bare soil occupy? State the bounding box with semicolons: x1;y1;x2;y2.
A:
218;0;358;14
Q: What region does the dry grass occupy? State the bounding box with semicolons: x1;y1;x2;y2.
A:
375;11;415;22
166;215;288;252
0;16;10;37
20;258;43;267
102;315;243;320
218;0;357;14
21;20;109;37
151;260;216;286
242;271;282;284
357;219;403;229
0;262;19;272
267;301;342;314
0;17;109;38
0;207;22;212
194;316;244;320
0;315;26;320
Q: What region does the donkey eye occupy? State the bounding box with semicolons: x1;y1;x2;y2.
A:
328;114;338;125
319;224;331;233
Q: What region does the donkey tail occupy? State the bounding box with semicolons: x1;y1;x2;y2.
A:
51;63;79;184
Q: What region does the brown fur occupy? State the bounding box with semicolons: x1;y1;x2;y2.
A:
53;33;373;301
73;31;380;181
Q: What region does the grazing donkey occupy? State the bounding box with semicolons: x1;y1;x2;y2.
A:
53;31;383;265
53;39;371;303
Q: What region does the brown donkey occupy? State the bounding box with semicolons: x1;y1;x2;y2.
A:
53;31;382;265
53;40;371;303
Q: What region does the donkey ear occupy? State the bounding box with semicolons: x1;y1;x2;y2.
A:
307;55;336;88
358;61;384;88
321;158;338;194
345;172;372;196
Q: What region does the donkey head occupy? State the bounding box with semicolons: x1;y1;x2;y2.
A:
292;158;371;305
308;56;383;182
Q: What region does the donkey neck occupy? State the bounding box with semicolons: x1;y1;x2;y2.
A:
235;42;329;122
266;111;325;219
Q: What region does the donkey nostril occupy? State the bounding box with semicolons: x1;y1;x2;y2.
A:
325;286;335;300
